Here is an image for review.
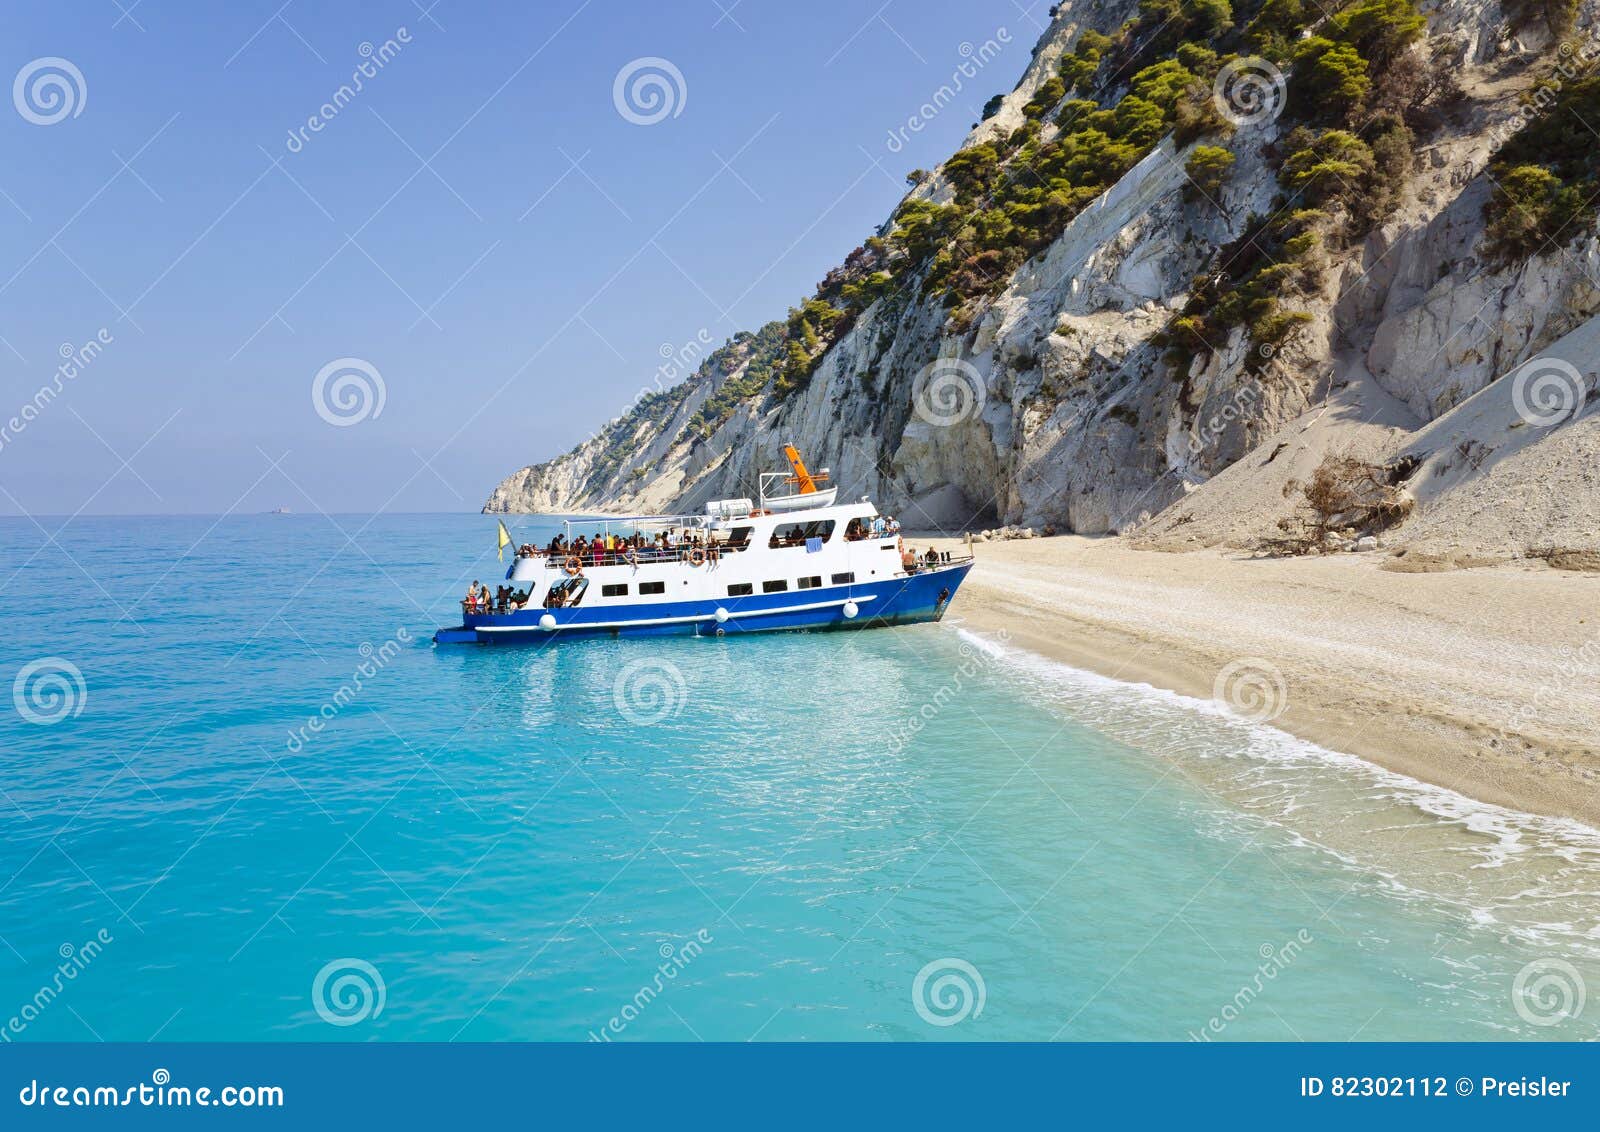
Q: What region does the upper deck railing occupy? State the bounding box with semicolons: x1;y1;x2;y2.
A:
526;542;742;570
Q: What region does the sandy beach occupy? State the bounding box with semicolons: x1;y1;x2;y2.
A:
926;535;1600;828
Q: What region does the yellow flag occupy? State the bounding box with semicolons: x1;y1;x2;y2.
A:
497;520;512;562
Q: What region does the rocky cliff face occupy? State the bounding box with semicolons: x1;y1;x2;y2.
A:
486;0;1600;559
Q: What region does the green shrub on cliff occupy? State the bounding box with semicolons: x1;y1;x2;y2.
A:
1484;164;1587;262
1481;75;1600;263
1184;145;1237;202
1246;0;1311;59
1502;0;1579;36
1281;129;1375;207
1290;39;1371;123
1059;30;1112;90
1329;0;1426;70
770;0;1432;397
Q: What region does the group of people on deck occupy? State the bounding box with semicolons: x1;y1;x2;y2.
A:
843;515;901;541
901;545;953;573
535;529;728;567
463;581;529;615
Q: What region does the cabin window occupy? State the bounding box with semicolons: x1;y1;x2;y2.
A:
831;572;854;585
639;581;665;595
727;583;753;597
797;575;822;589
762;579;788;593
724;526;754;551
768;519;836;549
601;583;629;598
544;577;589;608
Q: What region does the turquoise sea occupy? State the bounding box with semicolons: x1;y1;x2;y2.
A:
2;514;1598;1042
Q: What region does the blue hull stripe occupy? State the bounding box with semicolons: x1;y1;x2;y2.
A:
471;594;877;632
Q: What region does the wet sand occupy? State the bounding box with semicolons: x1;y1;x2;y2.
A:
923;534;1600;828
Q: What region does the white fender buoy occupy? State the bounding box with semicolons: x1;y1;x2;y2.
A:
714;607;729;624
539;613;557;631
842;601;859;619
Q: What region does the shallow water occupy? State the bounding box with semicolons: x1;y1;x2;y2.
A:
1;513;1596;1041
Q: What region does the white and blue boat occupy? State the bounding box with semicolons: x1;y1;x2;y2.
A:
434;447;974;644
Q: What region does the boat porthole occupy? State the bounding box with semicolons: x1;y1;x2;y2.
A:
715;627;725;637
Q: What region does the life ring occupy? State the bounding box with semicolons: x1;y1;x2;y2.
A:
563;555;583;576
687;546;707;567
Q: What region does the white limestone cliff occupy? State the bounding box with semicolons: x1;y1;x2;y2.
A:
484;0;1600;562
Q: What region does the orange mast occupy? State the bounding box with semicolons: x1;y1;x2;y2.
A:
782;445;824;494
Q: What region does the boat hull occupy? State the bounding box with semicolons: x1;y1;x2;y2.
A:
434;560;971;644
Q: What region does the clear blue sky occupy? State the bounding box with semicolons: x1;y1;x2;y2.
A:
0;0;1041;515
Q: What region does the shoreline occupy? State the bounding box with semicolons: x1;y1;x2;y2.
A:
924;534;1600;829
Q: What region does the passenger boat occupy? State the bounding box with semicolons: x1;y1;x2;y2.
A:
434;447;974;644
